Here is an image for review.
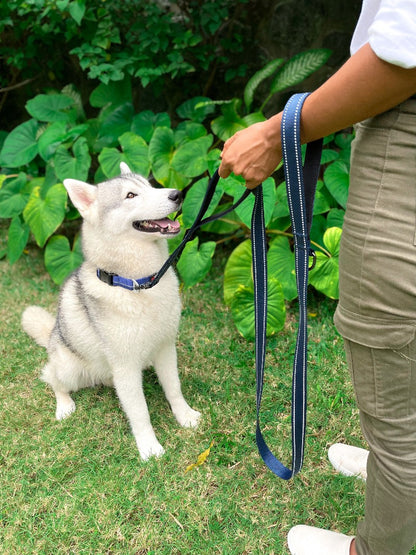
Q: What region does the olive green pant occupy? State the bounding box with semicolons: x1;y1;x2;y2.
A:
334;99;416;554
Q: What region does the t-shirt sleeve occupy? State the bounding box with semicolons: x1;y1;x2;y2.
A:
369;0;416;68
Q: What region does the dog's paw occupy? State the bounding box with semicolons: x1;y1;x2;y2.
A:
137;436;165;461
175;407;201;429
55;397;76;420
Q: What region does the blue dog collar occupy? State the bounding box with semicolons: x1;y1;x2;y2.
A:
96;269;156;291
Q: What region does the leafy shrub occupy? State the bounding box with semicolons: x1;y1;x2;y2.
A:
0;49;351;339
0;0;250;113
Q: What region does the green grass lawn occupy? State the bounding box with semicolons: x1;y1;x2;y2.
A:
1;240;369;554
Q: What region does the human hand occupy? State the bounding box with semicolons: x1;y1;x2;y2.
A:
218;114;283;189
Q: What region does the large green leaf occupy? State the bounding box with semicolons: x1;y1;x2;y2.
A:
174;122;207;146
171;135;213;177
242;111;266;127
273;181;330;221
99;132;150;178
7;216;30;264
54;137;91;181
45;234;83;285
310;214;327;251
222;176;275;228
243;58;284;111
131;111;171;143
0;119;39;167
271;49;331;93
267;236;297;301
230;278;286;340
26;94;74;122
309;226;342;299
149;127;188;189
182;177;224;228
176;237;216;288
176;96;215;123
23;184;67;247
38;122;70;162
38;122;89;161
321;148;339;165
312;190;332;215
89;77;132;108
211;99;246;142
223;239;252;305
327;208;345;228
97;102;135;147
0;174;30;218
323;160;349;209
272;183;290;219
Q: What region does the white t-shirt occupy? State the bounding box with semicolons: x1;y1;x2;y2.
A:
351;0;416;68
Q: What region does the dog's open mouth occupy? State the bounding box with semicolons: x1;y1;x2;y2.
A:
133;218;181;235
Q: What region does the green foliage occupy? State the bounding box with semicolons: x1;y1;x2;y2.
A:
309;227;342;299
209;49;332;141
0;0;249;95
44;234;83;285
177;237;217;288
0;47;352;338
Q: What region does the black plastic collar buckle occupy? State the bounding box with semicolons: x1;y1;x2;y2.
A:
97;269;115;286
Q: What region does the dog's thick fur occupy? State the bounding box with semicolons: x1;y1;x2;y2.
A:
22;163;200;460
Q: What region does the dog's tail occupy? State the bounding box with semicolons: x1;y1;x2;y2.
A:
22;306;55;348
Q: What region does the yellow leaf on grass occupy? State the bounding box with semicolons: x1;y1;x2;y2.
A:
185;440;214;473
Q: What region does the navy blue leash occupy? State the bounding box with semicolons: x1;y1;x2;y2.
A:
252;92;322;479
97;93;322;479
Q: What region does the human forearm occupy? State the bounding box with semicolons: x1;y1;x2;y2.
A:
300;43;416;142
219;43;416;188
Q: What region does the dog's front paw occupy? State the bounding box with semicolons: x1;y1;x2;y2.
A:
175;407;201;429
55;395;76;420
136;435;165;461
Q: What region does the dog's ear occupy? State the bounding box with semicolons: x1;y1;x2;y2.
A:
120;162;132;175
63;179;97;218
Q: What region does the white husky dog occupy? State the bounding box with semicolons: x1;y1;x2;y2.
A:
22;162;200;460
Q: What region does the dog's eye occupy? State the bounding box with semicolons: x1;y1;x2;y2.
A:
126;192;137;199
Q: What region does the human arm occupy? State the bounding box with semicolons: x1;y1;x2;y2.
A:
218;43;416;189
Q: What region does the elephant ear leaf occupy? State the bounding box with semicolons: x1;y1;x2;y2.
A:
44;234;83;285
223;240;252;306
309;226;342;299
176;237;216;288
267;236;297;301
224;239;286;339
230;278;286;340
23;183;67;248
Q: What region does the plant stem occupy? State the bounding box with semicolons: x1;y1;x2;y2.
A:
266;229;332;257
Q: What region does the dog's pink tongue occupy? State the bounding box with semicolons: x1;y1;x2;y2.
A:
156;218;180;230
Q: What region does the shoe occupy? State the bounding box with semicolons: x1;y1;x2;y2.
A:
287;525;354;554
328;443;369;480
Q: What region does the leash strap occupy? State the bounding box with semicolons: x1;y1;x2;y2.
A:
252;92;322;479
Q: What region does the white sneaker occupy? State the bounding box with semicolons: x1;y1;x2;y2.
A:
287;525;354;555
328;443;369;481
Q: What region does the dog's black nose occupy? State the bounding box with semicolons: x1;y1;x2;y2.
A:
168;190;182;203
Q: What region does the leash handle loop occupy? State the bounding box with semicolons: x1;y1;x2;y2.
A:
253;92;322;479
